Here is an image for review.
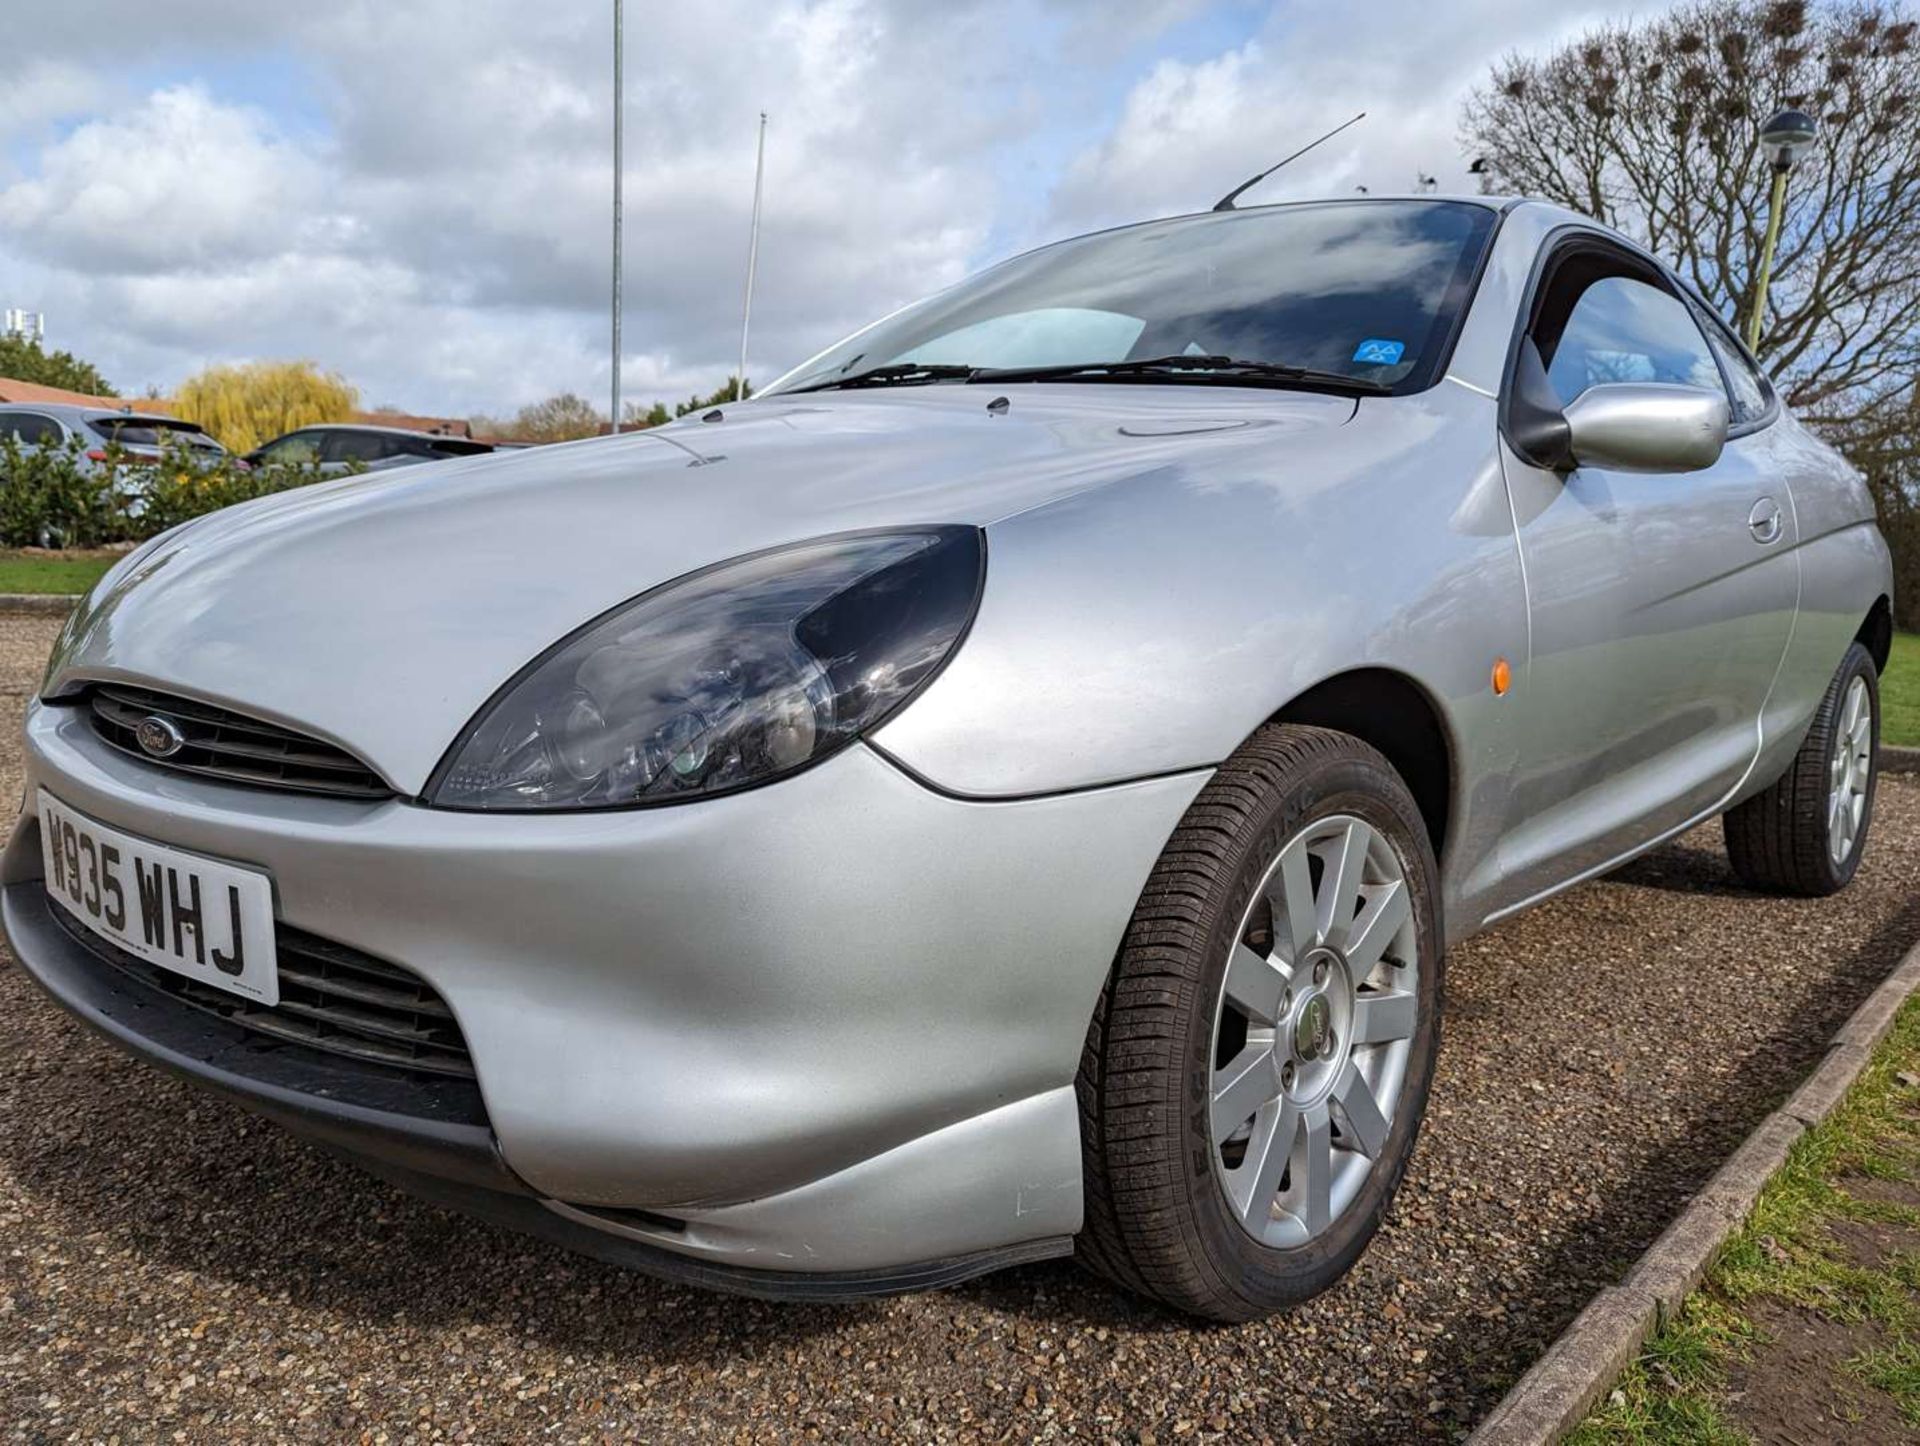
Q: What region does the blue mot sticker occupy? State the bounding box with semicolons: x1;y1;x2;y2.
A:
1352;338;1407;366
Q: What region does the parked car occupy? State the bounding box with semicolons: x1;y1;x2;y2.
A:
4;197;1892;1320
0;403;237;542
245;423;494;474
0;402;232;473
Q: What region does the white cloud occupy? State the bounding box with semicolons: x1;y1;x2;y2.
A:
1;87;325;275
0;60;103;153
1050;0;1681;234
0;0;1683;418
1;0;1112;412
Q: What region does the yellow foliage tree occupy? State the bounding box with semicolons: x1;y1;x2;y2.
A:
172;361;359;454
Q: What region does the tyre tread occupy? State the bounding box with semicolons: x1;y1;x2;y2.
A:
1724;642;1878;897
1075;723;1429;1319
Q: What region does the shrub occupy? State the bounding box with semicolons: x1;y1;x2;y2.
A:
134;457;327;536
0;436;347;549
0;437;127;547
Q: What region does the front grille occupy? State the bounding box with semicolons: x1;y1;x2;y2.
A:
51;906;476;1081
86;684;393;801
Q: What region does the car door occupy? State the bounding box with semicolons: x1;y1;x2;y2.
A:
1494;236;1799;900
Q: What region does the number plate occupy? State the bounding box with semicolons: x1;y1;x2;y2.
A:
38;789;278;1005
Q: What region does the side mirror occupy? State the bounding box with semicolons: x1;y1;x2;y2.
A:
1562;383;1729;474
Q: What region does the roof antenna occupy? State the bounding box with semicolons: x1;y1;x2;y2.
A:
1211;111;1367;211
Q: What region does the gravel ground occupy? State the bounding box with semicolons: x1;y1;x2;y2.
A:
1;610;1917;1443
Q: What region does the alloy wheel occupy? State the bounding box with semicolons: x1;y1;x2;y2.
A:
1208;814;1420;1249
1828;674;1873;866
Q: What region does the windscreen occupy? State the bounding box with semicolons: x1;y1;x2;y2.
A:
88;418;222;451
764;200;1497;395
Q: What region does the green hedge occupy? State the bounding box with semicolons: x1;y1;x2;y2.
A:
0;437;349;549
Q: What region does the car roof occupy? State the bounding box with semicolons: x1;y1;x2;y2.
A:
80;408;206;428
282;422;474;441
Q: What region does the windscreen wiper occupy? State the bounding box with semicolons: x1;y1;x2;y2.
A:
787;363;977;394
966;354;1391;393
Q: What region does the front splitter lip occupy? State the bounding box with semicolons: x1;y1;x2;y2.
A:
333;1149;1076;1301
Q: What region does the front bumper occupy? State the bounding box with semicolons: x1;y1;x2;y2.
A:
6;699;1206;1275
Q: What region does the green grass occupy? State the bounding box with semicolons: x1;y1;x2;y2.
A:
1566;1299;1753;1446
1854;1338;1920;1428
1887;632;1919;749
0;549;118;595
1573;999;1920;1443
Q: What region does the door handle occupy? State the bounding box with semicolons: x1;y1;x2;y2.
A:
1748;496;1784;545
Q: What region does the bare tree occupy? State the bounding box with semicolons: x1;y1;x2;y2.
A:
1840;410;1920;619
512;393;606;444
1462;0;1920;421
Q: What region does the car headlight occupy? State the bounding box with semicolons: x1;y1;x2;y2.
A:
427;527;984;811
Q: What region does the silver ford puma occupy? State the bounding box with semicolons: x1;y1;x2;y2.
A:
5;197;1893;1320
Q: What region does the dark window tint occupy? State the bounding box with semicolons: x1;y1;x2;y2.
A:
257;432;322;464
1541;276;1720;408
88;417;221;451
322;431;396;464
1686;298;1772;425
766;200;1499;395
0;412;60;446
396;436;465;459
425;437;491;457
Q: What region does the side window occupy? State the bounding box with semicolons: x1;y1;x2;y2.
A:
260;432;322;464
323;431;391;464
1685;298;1772;426
0;412;58;445
1540;274;1723;409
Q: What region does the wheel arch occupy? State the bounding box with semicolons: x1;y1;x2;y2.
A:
1857;595;1893;674
1266;668;1455;865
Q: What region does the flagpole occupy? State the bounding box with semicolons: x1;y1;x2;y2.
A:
610;0;625;431
737;111;767;399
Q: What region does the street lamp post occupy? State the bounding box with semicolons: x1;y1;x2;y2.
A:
1746;107;1819;353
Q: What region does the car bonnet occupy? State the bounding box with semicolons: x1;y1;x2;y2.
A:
43;386;1354;794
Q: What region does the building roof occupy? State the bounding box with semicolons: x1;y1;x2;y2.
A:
290;421;486;443
356;411;472;437
0;377;138;409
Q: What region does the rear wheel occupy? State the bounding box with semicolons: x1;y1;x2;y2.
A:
1075;724;1442;1320
1723;642;1879;897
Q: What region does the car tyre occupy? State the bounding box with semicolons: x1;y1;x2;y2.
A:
1723;641;1880;897
1074;723;1443;1321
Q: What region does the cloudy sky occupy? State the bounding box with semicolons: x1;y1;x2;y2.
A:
0;0;1672;421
